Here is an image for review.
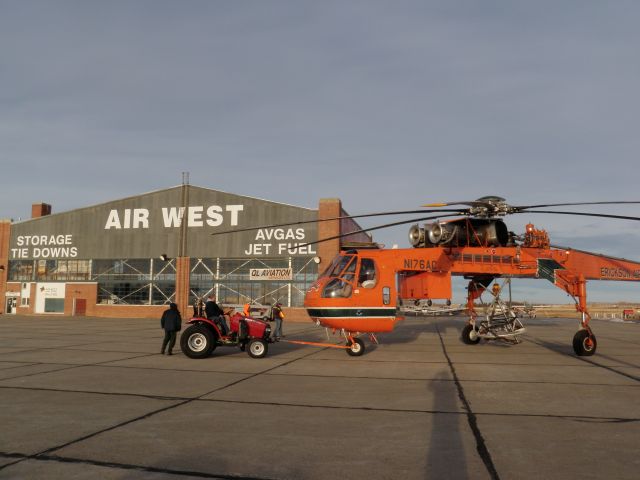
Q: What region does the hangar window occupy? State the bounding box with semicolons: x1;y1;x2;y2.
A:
93;258;175;305
189;256;318;308
8;261;34;281
35;259;91;281
8;259;92;282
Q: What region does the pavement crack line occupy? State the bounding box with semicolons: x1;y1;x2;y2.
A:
0;352;158;381
525;338;640;382
0;452;279;480
436;325;501;480
0;384;187;401
0;345;331;474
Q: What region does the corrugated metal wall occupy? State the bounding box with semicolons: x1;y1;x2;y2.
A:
8;185;318;260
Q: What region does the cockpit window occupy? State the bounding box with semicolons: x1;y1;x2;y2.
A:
321;255;356;298
342;257;356;281
321;256;341;277
327;255;355;278
358;258;377;287
322;278;353;298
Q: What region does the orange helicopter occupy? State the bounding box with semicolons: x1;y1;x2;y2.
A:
219;197;640;357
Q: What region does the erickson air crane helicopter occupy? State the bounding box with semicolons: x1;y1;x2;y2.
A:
213;197;640;357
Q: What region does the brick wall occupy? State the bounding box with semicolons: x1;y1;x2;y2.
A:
175;257;191;319
317;198;341;275
0;221;11;314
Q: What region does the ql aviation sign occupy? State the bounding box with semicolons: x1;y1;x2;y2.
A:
9;186;318;260
249;268;293;281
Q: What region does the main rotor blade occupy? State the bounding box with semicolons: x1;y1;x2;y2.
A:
423;196;506;208
210;208;464;236
514;201;640;211
423;200;479;207
513;210;640;221
297;213;465;248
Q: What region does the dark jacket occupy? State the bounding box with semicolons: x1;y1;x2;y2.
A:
161;305;182;332
272;304;284;320
205;300;224;318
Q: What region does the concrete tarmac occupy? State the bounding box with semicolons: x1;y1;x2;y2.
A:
0;314;638;479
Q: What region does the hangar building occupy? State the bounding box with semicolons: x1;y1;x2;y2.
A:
0;185;372;319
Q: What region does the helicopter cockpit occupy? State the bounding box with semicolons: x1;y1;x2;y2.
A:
321;254;378;298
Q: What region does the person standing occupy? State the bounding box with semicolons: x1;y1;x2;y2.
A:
272;302;285;341
205;294;228;335
193;297;205;317
160;302;182;355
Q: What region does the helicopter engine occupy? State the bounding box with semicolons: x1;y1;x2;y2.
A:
409;218;509;248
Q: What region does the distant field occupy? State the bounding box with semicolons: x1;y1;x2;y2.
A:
533;303;640;320
404;302;640;320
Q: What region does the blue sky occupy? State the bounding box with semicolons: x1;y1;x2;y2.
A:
2;0;640;302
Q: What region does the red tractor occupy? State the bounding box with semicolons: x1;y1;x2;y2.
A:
180;312;272;359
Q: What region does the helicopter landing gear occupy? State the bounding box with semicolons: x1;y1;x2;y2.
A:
572;329;597;356
282;330;369;356
461;323;480;345
344;331;365;356
346;337;365;356
463;278;526;345
570;283;597;356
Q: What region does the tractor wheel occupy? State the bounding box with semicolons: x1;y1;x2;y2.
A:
181;325;216;359
346;337;365;356
572;330;597;356
247;339;268;358
461;324;481;345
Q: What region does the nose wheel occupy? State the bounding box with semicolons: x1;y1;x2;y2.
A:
281;331;369;356
346;337;365;356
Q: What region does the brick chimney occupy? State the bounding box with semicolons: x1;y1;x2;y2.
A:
317;198;342;274
32;203;52;218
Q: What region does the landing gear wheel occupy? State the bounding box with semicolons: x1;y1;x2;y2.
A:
181;325;216;359
247;339;268;358
572;329;597;356
461;324;481;345
346;337;365;356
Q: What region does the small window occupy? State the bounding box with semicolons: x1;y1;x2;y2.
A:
382;286;391;305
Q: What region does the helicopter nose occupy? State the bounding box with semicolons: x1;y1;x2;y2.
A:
304;287;319;307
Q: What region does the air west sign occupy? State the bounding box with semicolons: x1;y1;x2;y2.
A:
104;205;244;229
10;195;317;260
103;205;316;256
